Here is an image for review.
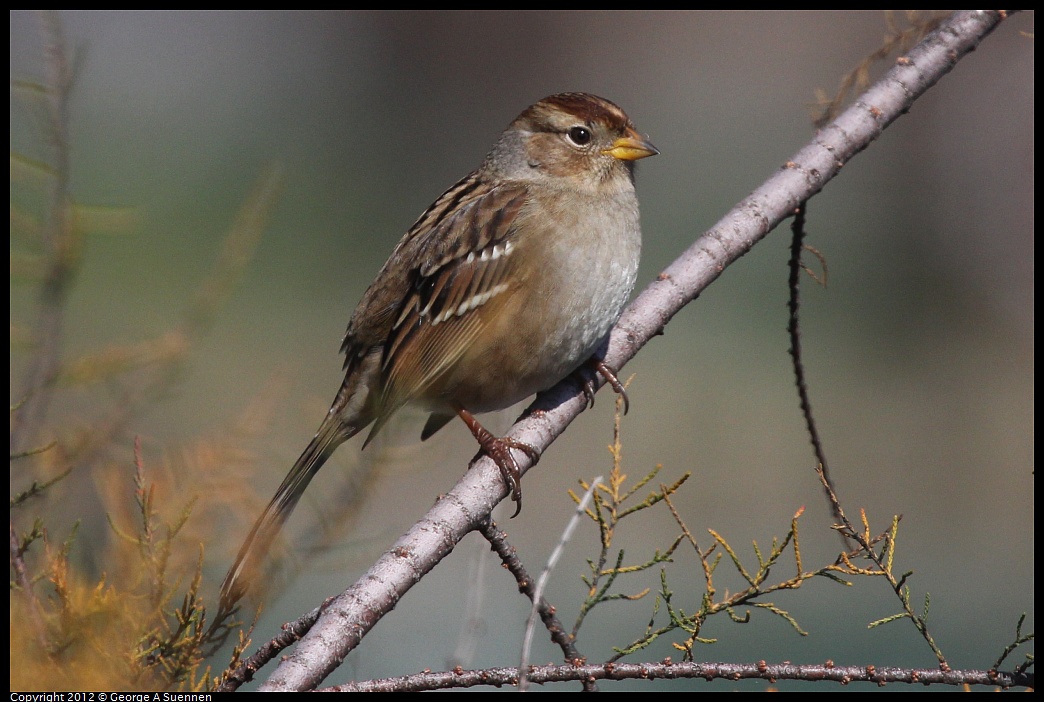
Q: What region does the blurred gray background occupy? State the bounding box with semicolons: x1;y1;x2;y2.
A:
10;11;1033;691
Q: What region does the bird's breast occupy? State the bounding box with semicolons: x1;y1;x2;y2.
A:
427;190;641;413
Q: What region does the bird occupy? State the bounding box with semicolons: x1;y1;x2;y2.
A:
220;92;657;608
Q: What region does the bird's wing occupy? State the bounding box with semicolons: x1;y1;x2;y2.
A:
343;173;530;442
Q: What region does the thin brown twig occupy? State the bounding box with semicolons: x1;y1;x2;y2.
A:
477;520;585;669
215;604;317;692
662;491;715;596
787;203;850;543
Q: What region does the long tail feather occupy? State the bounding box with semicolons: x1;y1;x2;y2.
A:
220;416;348;610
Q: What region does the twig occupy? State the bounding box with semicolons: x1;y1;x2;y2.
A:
477;520;585;671
786;204;850;543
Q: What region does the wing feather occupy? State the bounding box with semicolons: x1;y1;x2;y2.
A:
350;174;529;442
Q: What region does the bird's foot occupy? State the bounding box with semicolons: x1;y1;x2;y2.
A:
577;358;629;414
455;406;539;517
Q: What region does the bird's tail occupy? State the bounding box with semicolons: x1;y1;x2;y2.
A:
219;415;349;611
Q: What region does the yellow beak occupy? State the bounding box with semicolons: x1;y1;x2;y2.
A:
603;127;659;161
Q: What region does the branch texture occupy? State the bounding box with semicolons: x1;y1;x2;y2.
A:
326;660;1033;691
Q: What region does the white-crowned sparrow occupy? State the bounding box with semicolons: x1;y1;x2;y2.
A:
221;92;657;607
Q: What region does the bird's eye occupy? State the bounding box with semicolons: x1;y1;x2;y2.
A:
567;125;592;146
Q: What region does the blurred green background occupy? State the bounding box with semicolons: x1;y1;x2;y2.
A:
10;11;1032;690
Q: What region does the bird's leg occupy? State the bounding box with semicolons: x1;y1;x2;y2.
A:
455;405;539;518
